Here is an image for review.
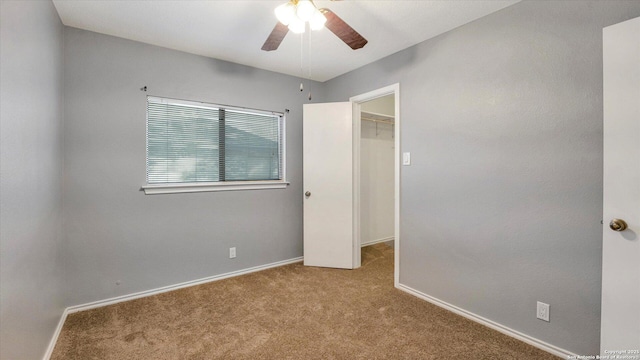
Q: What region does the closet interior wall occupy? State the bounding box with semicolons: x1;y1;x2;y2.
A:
360;95;395;247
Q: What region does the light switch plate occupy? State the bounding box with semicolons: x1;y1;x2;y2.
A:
402;152;411;166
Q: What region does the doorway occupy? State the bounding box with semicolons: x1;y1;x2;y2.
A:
301;84;400;280
351;84;400;287
359;95;395;262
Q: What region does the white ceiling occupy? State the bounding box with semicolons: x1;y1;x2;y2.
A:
52;0;520;82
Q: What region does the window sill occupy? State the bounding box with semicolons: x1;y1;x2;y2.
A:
141;181;289;195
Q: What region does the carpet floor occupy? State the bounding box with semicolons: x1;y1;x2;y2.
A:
51;243;558;359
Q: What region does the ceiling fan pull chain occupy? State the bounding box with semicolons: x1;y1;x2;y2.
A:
307;30;311;101
300;31;304;93
308;30;311;79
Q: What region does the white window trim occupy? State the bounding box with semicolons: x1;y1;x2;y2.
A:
141;180;289;195
143;96;288;195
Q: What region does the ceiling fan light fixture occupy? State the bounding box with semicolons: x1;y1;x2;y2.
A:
288;17;306;34
264;0;368;52
309;9;326;31
296;0;316;22
275;2;296;25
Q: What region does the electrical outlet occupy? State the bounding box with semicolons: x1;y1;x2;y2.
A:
536;301;550;322
229;247;236;259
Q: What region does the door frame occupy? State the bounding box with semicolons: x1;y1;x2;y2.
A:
350;83;400;286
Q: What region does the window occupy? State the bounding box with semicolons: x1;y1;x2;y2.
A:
142;96;287;194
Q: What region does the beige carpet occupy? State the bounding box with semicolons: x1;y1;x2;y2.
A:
51;244;558;359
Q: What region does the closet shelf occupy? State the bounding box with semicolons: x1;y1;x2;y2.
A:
361;111;394;125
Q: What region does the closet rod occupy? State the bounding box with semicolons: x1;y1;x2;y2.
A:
361;117;394;125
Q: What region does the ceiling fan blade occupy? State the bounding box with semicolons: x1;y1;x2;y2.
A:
261;22;289;51
320;8;368;50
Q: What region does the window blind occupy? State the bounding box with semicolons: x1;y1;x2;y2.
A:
146;97;283;185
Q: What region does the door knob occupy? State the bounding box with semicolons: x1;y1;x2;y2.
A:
305;191;311;197
609;218;628;232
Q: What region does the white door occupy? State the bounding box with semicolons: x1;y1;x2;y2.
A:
303;102;354;269
601;16;640;353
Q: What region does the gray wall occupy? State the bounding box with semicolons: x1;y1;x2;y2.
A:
62;27;323;306
0;1;66;359
324;0;640;355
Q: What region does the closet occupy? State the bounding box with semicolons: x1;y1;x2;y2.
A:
360;95;395;247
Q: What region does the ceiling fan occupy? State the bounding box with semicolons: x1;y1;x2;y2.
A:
262;0;368;51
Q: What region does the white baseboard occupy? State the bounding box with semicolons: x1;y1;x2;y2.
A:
396;283;577;359
43;256;303;360
42;308;69;360
361;236;394;247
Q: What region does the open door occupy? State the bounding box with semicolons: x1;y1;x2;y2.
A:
303;102;354;269
601;16;640;353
